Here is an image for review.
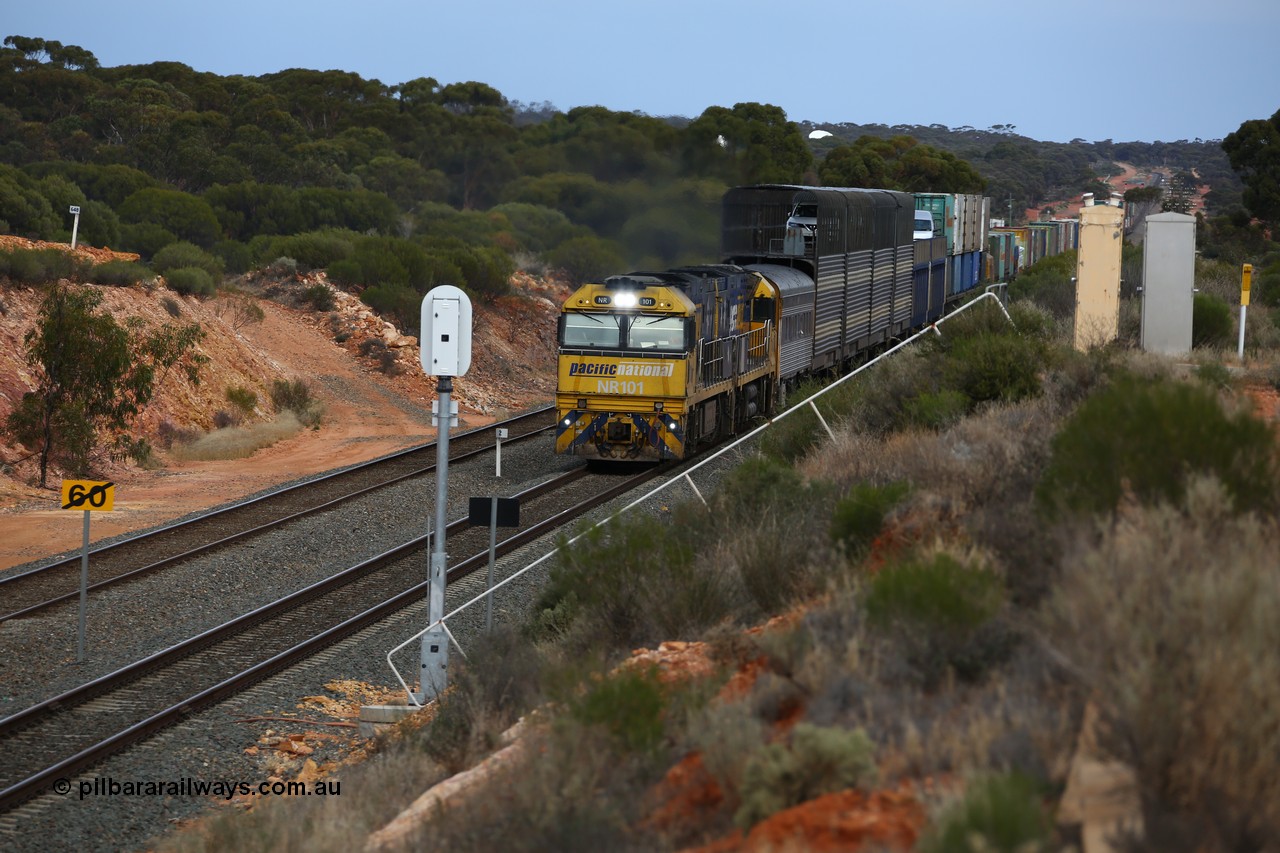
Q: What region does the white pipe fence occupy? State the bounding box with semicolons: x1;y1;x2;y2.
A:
386;291;1014;705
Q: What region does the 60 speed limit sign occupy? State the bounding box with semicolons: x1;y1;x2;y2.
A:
61;480;114;512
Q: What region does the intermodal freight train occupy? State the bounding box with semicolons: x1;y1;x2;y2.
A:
554;184;1071;461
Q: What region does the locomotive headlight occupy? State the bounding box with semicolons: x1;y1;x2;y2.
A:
613;292;637;308
563;418;573;427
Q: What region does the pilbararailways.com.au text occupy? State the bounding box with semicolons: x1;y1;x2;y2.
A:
56;776;341;801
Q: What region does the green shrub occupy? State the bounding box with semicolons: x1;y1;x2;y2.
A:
706;457;841;613
377;349;401;376
903;389;971;430
416;625;547;775
830;481;910;558
864;553;1009;685
1006;299;1060;342
269;378;322;427
360;282;421;335
1;247;87;284
254;229;356;271
865;553;1003;636
324;258;364;287
715;455;810;525
917;772;1050;853
448;243;514;298
165;266;216;297
1193;360;1232;389
1192;292;1233;348
568;666;666;755
734;724;877;829
842;349;948;438
532;509;729;656
226;385;257;414
211;239;253;275
151;240;224;281
116;435;159;469
2;249;42;283
933;296;1015;340
1255;268;1280;308
90;259;153;287
1036;376;1280;517
300;283;335;311
757;381;833;463
545;235;625;287
1007;252;1077;320
119;221;177;259
267;256;298;276
270;378;311;411
358;338;387;358
943;332;1043;405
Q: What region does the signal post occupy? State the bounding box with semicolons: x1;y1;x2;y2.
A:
416;286;472;704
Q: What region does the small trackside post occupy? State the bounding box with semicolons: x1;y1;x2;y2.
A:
1239;264;1252;362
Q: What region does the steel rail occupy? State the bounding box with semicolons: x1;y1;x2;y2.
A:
0;407;554;623
0;462;662;812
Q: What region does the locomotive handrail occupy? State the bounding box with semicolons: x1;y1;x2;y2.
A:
384;292;1013;705
696;322;773;389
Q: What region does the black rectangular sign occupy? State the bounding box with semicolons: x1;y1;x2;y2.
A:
469;496;520;527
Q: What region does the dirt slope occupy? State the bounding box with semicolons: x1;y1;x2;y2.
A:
0;250;569;570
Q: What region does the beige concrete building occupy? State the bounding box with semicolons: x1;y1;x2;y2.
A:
1074;193;1125;351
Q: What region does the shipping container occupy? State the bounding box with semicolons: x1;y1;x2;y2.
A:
1051;218;1079;250
986;230;1017;282
947;249;983;298
914;193;989;256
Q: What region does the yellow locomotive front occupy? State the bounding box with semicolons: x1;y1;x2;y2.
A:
555;277;695;460
556;267;779;461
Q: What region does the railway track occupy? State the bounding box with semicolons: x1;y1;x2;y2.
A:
0;407;555;623
0;460;667;812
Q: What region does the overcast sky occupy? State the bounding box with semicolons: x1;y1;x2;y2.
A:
7;0;1277;144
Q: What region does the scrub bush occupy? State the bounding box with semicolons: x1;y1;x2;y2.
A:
90;260;153;287
301;283;335;311
903;389;970;430
2;247;87;284
733;724;876;830
165;266;216;297
829;480;910;558
226;385;257;414
943;332;1044;405
152;240;224;281
864;553;1003;636
1192;291;1232;348
568;666;666;754
270;378;322;427
864;552;1009;685
1036;376;1279;516
533;508;730;656
918;772;1050;853
1043;480;1280;845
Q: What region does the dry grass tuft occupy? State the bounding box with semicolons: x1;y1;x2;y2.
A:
158;748;447;853
169;412;303;461
1042;477;1280;842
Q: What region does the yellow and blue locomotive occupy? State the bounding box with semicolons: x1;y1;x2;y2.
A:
556;184;937;461
555;265;778;460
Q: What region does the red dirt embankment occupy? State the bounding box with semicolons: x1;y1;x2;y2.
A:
0;240;569;569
